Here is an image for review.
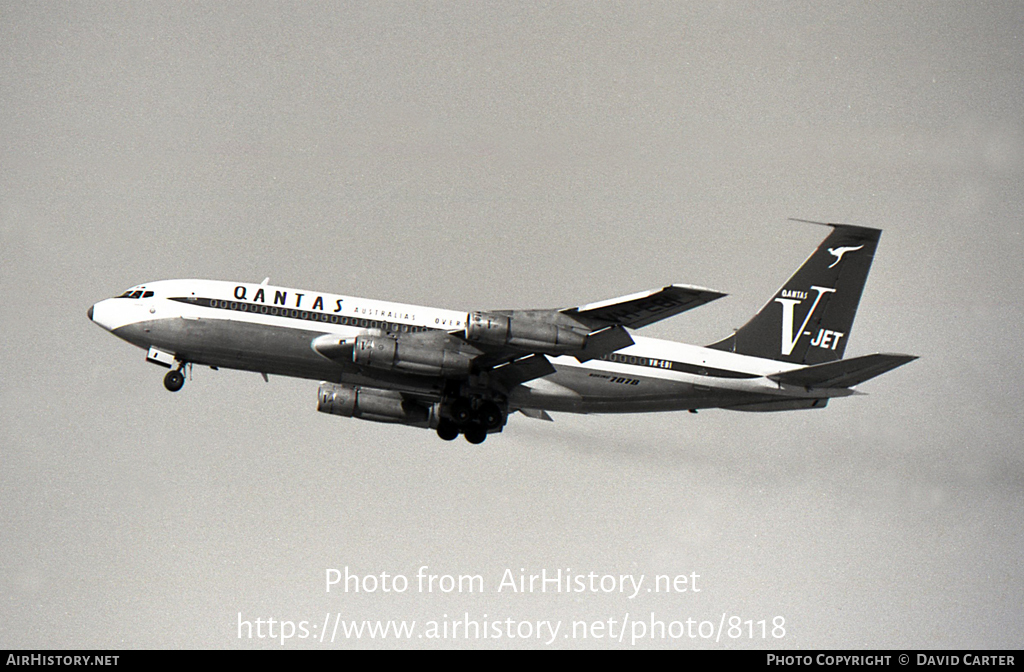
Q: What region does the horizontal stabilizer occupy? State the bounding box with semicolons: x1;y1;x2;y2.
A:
769;353;917;389
565;284;725;330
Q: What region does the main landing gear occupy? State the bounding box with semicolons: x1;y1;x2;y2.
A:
436;420;460;442
436;398;505;444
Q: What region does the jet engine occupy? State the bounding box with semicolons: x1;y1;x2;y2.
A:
465;312;586;353
352;335;473;377
317;382;436;427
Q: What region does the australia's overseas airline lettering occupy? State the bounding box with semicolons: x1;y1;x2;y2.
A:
167;285;432;333
351;307;418;321
171;296;430;332
229;284;421;323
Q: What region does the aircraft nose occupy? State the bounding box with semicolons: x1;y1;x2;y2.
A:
88;299;121;333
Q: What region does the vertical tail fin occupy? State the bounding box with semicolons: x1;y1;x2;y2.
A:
708;223;882;365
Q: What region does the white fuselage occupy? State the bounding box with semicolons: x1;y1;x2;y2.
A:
89;279;851;416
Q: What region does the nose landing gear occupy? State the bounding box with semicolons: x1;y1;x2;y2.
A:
163;368;185;392
163;362;189;392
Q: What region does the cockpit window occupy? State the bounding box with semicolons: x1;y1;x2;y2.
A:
142;291;154;298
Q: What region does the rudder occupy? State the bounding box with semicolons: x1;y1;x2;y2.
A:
709;223;882;365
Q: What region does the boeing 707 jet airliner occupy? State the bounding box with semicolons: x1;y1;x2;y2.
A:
88;223;915;444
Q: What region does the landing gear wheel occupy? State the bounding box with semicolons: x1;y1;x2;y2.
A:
436;420;459;442
478;401;504;430
163;369;185;392
450;399;473;424
464;427;487;445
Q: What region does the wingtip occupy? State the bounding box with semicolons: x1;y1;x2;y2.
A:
667;283;727;299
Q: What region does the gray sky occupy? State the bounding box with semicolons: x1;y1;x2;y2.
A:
2;1;1022;649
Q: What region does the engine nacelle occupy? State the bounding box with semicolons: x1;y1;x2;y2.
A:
466;312;586;353
352;335;473;377
317;382;435;427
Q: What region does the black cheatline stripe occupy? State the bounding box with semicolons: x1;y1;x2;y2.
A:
168;297;429;334
599;352;758;379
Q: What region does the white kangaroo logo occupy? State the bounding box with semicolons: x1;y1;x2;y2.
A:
827;245;864;268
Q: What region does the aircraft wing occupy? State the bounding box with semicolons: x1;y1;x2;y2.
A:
562;284;726;330
488;354;557;393
461;285;723;370
316;284;724;387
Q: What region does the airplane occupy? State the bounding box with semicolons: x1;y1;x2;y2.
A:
88;222;916;444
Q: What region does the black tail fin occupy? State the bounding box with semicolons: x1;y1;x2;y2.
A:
709;223;882;365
